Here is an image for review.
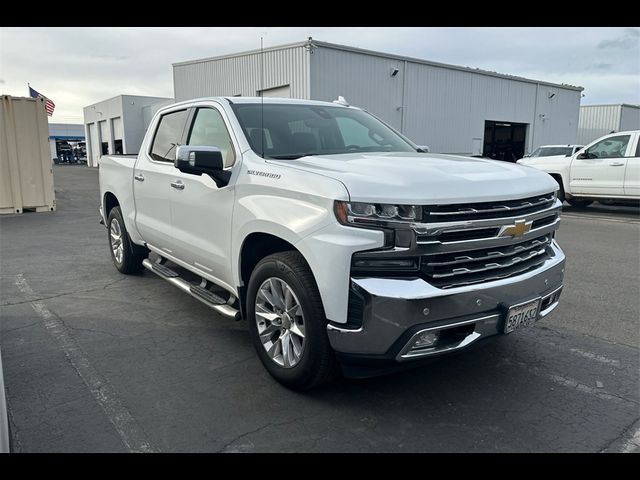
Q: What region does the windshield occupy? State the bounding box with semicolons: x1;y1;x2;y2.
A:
530;146;573;157
230;103;416;159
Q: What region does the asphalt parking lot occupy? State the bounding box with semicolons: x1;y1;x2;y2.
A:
1;165;639;453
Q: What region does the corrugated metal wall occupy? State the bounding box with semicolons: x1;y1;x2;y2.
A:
577;105;622;145
619;105;640;132
173;42;581;155
310;46;581;155
173;45;310;101
310;47;404;130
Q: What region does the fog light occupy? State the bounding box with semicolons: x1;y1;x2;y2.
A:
412;331;439;349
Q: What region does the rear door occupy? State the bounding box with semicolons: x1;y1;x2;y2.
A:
569;133;632;196
133;108;189;252
624;133;640;197
169;104;240;290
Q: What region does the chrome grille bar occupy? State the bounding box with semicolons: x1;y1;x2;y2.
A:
422;193;556;222
430;246;548;279
425;235;551;268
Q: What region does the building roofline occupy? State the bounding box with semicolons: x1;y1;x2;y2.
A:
84;94;174;108
580;103;640;109
172;41;309;67
310;40;584;92
172;38;584;92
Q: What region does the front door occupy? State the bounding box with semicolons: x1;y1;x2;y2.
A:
133;108;189;253
570;133;632;196
624;134;640;197
169;106;238;290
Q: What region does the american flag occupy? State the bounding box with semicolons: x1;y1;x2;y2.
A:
29;86;55;116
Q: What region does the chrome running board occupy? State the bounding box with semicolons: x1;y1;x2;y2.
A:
142;258;241;321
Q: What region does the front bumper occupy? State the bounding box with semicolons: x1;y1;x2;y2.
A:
327;240;565;366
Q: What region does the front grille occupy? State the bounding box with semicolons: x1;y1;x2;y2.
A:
349;191;561;290
421;234;553;289
422;193;556;223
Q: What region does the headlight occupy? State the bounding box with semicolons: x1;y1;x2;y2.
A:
334;201;422;226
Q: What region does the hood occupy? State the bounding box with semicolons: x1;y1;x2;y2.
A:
268;152;558;205
518;155;571;165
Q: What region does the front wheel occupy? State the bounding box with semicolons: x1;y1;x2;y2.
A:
566;198;593;208
247;251;339;390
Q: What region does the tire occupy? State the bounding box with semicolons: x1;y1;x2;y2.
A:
566;198;593;208
107;206;146;274
247;251;339;390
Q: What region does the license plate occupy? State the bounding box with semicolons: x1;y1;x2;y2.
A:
503;299;541;334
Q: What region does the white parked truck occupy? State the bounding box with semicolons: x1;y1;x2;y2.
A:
99;97;566;390
517;131;640;207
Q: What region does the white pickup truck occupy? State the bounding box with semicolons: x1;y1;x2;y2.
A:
99;97;566;389
517;131;640;207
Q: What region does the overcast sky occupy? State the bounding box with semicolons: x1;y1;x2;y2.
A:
1;27;638;123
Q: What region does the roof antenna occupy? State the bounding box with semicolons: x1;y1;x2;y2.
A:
260;35;265;158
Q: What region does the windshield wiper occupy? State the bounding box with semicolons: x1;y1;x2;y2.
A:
267;153;318;160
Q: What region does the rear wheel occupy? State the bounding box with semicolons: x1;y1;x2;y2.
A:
566;198;593;208
107;206;146;274
247;251;339;390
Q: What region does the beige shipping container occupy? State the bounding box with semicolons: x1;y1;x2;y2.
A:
0;95;56;214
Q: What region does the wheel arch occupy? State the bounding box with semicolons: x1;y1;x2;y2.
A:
103;191;120;217
237;232;306;320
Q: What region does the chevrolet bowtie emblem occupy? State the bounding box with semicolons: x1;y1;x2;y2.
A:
499;219;533;238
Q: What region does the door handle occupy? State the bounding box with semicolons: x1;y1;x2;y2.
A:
610;162;624;166
170;180;185;190
134;173;145;182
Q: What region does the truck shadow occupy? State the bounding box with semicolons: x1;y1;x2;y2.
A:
562;200;640;219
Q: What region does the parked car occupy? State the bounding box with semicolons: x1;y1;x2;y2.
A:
517;131;639;207
99;97;565;390
520;145;583;161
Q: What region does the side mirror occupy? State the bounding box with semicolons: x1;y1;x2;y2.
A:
577;152;589;159
175;145;231;187
175;145;224;174
523;154;531;158
416;145;430;153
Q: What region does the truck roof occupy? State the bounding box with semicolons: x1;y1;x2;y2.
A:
168;96;355;109
536;144;582;148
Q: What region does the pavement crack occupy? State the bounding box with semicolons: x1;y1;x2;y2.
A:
216;416;307;452
66;325;128;338
2;320;42;333
599;417;640;453
1;278;129;308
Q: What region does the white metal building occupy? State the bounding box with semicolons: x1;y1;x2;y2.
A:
577;104;640;145
173;39;584;160
83;95;173;167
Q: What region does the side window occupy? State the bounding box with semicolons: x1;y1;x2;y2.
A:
335;116;380;148
635;137;640;157
187;108;236;167
586;135;631;159
149;109;188;162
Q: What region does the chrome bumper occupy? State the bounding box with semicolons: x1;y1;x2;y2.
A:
327;240;565;361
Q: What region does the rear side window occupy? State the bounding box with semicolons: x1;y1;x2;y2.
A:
149;110;188;162
636;138;640;157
